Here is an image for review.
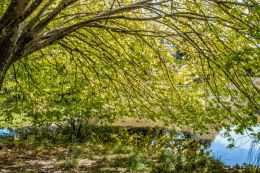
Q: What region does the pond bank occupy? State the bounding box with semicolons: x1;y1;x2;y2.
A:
0;123;259;171
0;126;259;173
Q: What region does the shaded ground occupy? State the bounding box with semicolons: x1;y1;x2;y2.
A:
0;142;130;173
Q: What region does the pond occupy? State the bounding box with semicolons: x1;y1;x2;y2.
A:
0;128;16;141
125;125;260;167
209;126;260;166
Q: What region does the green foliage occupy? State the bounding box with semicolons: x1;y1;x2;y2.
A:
0;0;10;18
0;0;259;133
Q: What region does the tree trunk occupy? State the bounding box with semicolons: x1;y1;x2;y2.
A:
0;0;31;90
0;52;14;91
0;58;12;91
0;28;20;90
0;71;6;91
0;71;5;91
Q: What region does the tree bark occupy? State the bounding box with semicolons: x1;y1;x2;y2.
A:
0;26;20;90
0;65;7;91
0;0;30;90
0;45;15;91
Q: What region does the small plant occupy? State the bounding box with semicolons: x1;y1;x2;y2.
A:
60;116;96;142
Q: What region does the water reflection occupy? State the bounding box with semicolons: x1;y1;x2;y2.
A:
0;128;16;141
125;126;259;166
210;126;260;166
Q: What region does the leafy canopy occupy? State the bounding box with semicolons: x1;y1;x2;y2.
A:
0;0;259;131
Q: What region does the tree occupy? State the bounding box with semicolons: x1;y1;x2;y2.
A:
0;0;168;89
0;0;259;129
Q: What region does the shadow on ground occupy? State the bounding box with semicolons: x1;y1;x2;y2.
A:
0;142;130;173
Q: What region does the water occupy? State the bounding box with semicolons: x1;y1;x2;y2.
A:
210;126;260;166
0;128;16;140
153;126;259;167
